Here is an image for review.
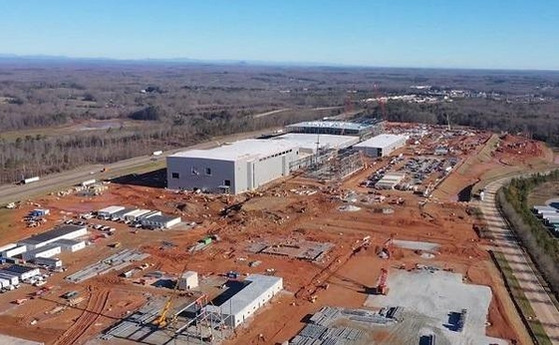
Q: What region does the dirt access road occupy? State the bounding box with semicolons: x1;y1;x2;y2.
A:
0;127;283;206
479;177;559;344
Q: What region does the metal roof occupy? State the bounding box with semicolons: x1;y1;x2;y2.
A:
272;133;359;152
20;225;86;245
355;134;407;149
4;264;39;274
205;274;282;316
286;121;372;131
142;215;181;223
169;139;299;162
98;206;125;215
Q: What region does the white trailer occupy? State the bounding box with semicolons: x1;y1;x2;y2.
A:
1;245;27;258
0;278;9;289
0;273;19;286
152;150;163;156
81;179;96;187
22;176;40;184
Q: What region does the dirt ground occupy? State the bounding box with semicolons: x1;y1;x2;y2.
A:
0;124;544;345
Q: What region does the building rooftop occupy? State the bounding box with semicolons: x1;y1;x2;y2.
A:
169;139;299;162
54;239;84;246
0;243;17;252
98;206;125;214
272;133;359;152
355;134;408;149
4;264;39;274
286;121;372;131
143;215;181;223
205;274;282;316
20;225;86;245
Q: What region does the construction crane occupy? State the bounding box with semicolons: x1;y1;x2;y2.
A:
376;268;388;295
153;263;189;328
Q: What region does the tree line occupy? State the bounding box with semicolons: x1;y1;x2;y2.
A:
497;171;559;301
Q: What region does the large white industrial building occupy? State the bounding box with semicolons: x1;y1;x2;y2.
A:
167;132;363;194
204;274;282;328
167;139;300;194
355;134;407;157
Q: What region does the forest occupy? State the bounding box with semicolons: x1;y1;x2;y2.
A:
1;58;559;184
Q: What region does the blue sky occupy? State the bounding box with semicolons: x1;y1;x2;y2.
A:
1;0;558;70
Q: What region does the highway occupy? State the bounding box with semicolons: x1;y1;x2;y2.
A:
0;127;281;206
479;176;559;344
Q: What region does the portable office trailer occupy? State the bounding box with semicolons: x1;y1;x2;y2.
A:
4;265;41;280
124;209;151;221
1;245;27;258
0;272;19;286
0;278;9;289
34;257;62;269
0;243;17;254
22;245;61;260
55;239;86;252
140;215;181;229
97;206;125;218
138;211;162;220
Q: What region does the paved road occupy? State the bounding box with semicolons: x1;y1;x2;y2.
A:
479;177;559;344
0;127;281;206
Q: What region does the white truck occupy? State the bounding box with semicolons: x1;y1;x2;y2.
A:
21;176;40;184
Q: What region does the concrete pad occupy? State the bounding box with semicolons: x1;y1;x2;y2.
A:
364;270;507;345
392;240;439;251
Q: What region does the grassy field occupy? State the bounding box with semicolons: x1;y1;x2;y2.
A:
0;209;11;234
493;251;552;345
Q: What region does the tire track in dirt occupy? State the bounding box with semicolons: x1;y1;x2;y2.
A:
54;287;110;345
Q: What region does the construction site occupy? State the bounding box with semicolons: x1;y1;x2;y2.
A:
0;121;555;345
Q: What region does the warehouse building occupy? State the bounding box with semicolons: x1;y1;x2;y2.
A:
55;239;86;252
271;133;359;154
140;214;181;229
97;206;126;218
204;274;283;328
167;139;300;194
286;121;374;137
4;265;40;280
354;134;407;157
19;225;87;250
0;245;27;258
22;245;61;260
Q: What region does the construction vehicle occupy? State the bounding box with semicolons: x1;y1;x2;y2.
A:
376;268;388;295
378;234;394;259
153;263;190;328
109;242;121;248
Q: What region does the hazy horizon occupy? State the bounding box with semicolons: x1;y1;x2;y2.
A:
1;1;558;71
